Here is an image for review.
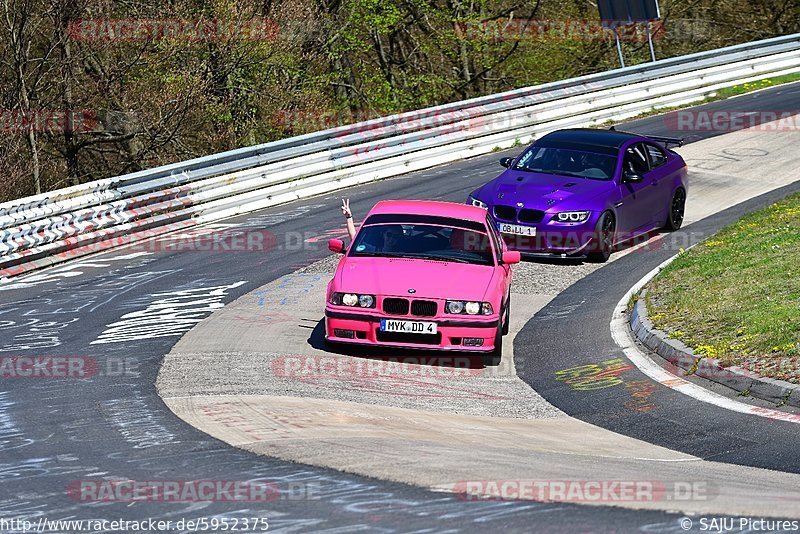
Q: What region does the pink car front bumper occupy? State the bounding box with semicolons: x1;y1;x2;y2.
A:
325;308;500;352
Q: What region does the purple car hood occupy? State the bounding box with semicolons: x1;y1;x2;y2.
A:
480;172;614;210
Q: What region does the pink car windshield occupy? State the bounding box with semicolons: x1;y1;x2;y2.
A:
350;223;495;266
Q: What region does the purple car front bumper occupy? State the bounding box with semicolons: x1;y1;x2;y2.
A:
495;217;601;257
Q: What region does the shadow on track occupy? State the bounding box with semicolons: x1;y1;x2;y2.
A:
307;319;494;369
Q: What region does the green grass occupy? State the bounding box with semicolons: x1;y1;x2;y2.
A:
713;72;800;100
595;72;800;128
646;193;800;384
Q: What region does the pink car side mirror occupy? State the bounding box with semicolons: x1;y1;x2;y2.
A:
328;239;346;254
501;251;521;264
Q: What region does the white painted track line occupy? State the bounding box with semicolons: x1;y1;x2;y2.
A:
611;255;800;425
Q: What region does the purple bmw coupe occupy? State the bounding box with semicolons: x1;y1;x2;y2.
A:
467;128;688;262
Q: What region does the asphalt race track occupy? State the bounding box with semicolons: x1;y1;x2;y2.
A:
1;82;800;532
515;180;800;471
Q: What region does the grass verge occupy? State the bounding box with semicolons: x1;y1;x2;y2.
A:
713;72;800;100
596;71;800;127
645;192;800;384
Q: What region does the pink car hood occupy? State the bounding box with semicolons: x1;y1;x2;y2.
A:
336;257;496;301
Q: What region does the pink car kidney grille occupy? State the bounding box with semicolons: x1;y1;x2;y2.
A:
383;298;410;315
382;298;437;317
410;300;437;317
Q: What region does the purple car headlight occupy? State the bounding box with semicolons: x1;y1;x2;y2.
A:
468;196;488;209
554;211;591;223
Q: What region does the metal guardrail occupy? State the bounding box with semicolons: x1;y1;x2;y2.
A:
2;33;800;280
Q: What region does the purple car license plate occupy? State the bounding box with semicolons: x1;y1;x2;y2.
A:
380;319;437;334
498;222;536;236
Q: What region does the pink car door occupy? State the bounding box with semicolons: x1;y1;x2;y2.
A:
487;215;512;297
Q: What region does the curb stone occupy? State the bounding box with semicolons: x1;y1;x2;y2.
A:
629;290;800;409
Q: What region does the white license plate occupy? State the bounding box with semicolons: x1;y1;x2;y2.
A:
380;319;437;334
498;223;536;236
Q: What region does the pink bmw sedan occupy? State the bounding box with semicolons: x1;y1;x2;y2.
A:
325;200;520;364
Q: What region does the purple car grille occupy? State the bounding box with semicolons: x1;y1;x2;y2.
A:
518;209;545;223
494;205;544;223
493;205;517;221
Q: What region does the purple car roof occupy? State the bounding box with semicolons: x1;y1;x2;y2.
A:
535;128;646;156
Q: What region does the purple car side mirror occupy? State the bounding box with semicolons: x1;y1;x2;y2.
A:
328;239;346;254
623;170;644;183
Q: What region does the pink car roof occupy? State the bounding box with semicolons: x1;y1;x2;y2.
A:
367;200;489;224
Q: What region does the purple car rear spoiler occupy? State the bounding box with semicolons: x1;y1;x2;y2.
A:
646;135;684;148
608;126;684;148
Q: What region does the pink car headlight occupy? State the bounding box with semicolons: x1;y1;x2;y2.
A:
465;302;481;315
446;300;493;315
330;292;376;308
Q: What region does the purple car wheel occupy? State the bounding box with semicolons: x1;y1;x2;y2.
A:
587;212;615;263
664;188;686;231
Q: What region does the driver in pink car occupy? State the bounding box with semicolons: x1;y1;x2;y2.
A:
341;198;357;241
341;198;404;252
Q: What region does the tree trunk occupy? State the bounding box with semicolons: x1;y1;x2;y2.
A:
4;0;42;194
55;0;80;186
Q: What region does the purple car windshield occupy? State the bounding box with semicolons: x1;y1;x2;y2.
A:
514;146;617;180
